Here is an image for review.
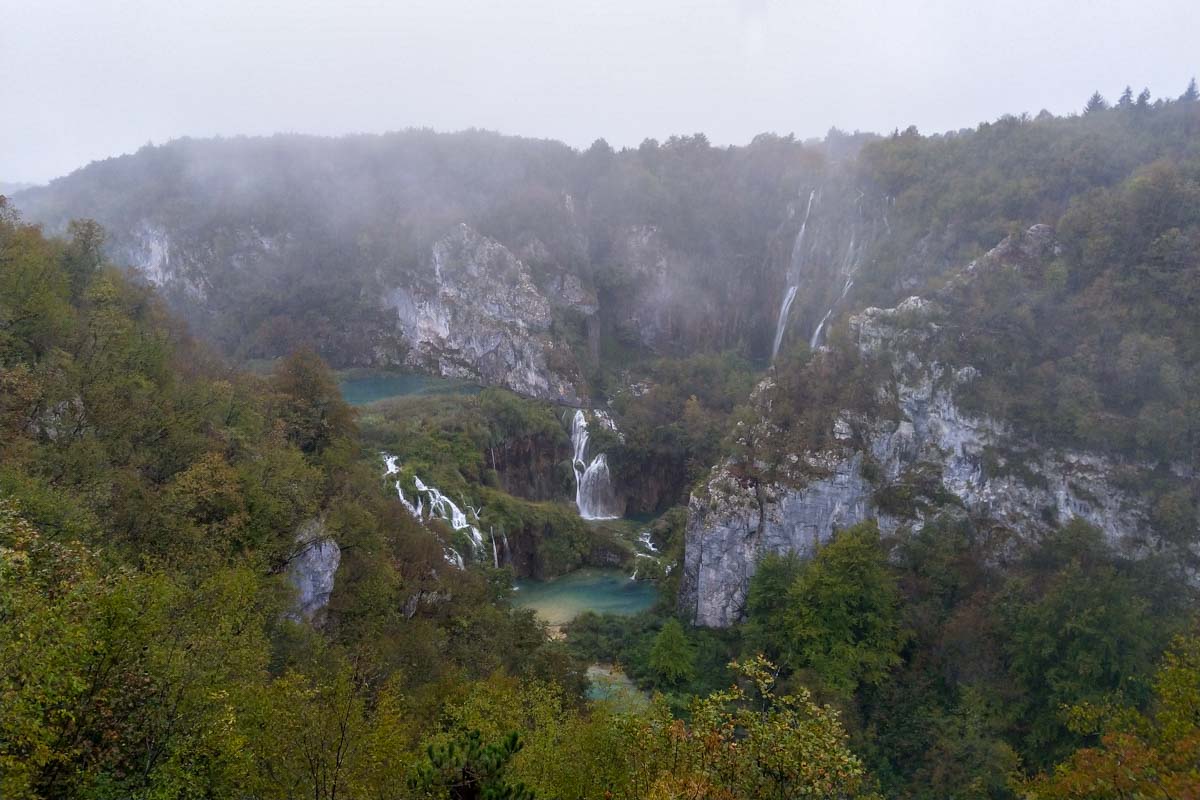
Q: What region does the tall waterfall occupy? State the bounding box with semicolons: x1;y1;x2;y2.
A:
770;287;799;361
771;188;818;361
571;409;621;520
809;236;861;350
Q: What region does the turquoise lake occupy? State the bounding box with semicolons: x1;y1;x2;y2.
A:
338;372;480;405
513;568;657;626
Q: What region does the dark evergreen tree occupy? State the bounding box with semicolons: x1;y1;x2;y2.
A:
412;731;535;800
649;617;696;686
1136;87;1152;108
1182;77;1199;102
1118;85;1134;108
1084;91;1109;113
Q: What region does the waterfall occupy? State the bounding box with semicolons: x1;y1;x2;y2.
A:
571;409;621;520
771;188;818;361
637;528;659;553
382;452;481;568
413;476;485;553
490;527;499;568
770;287;799;360
809;237;861;350
809;307;834;350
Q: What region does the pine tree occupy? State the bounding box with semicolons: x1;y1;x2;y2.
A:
1118;85;1134;108
412;730;535;800
1136;87;1152;109
1084;91;1109;114
1181;77;1199;102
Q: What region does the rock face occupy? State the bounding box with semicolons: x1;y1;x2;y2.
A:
384;224;583;403
288;518;341;621
680;227;1151;628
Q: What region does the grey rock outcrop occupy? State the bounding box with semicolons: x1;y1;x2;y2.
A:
681;227;1152;628
288;518;341;621
384;224;583;403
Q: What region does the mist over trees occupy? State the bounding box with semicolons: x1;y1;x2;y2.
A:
2;77;1200;800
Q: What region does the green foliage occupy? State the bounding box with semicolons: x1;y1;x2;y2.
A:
606;351;757;513
779;522;907;696
270;348;357;459
413;731;534;800
647;656;877;799
0;501;273;799
1025;634;1200;799
998;520;1172;766
743;551;804;662
647;618;695;687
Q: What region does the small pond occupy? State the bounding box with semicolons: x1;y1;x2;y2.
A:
513;568;657;626
585;664;649;707
338;372;479;406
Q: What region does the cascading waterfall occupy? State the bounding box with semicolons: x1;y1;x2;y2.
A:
413;476;485;555
771;188;818;361
637;528;659;553
382;452;481;569
571;409;621;520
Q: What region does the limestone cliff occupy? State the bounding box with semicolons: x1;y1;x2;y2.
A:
681;227;1158;627
384;224;584;403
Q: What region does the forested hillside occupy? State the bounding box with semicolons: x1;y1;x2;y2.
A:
12;90;1200;409
3;83;1200;800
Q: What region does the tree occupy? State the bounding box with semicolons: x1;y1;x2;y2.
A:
61;218;105;299
1025;635;1200;799
1136;87;1152;109
1181;77;1199;102
1117;85;1133;108
244;662;412;800
271;348;356;457
641;657;876;799
0;501;270;799
1084;91;1109;114
744;551;804;661
781;521;907;695
1001;521;1166;766
648;618;695;687
413;731;534;800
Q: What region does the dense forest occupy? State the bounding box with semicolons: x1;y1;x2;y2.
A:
3;82;1200;800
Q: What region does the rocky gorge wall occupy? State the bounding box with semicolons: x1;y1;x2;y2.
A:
680;228;1159;627
384;223;586;403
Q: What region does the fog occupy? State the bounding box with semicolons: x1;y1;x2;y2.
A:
2;0;1197;183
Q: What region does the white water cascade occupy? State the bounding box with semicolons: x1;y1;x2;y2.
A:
771;188;818;361
570;409;622;520
770;287;799;361
808;235;861;350
808;307;834;350
382;453;482;569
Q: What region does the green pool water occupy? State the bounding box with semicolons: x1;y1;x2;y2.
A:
338;372;479;405
513;568;657;626
586;664;649;707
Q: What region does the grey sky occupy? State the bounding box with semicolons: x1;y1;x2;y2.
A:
2;0;1197;184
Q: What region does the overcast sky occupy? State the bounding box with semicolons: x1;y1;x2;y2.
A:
2;0;1198;184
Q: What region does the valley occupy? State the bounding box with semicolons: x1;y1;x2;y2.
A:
3;87;1199;799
